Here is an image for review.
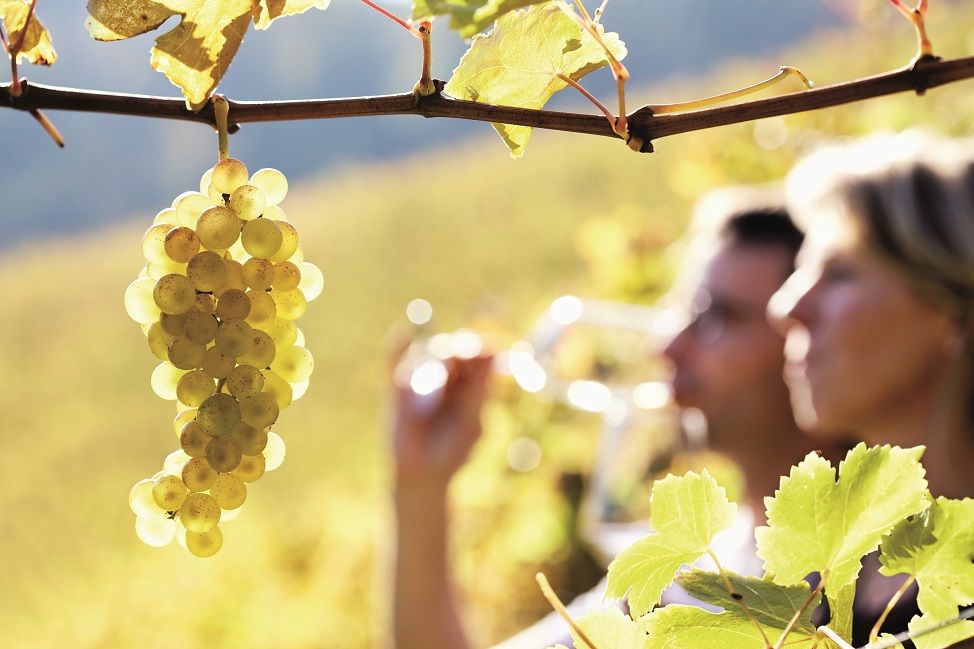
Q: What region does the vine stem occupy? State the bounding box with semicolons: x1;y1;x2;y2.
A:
1;55;973;152
868;575;916;644
213;95;230;161
535;573;603;649
358;0;423;38
816;625;856;649
706;550;773;648
773;580;825;649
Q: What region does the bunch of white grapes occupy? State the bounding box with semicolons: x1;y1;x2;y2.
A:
123;159;323;557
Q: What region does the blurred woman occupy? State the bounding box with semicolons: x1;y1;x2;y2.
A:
768;130;974;644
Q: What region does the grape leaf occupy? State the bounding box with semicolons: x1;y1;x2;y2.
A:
756;444;929;592
677;568;821;634
823;583;856;648
605;471;736;617
0;0;56;65
444;2;626;158
412;0;550;38
880;497;974;621
253;0;330;30
555;608;650;649
643;570;823;649
909;613;974;649
86;0;329;110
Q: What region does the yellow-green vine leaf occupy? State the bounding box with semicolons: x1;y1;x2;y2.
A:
253;0;330;30
909;613;974;649
880;497;974;621
413;0;550;38
823;583;856;649
85;0;176;41
562;608;650;649
756;444;929;593
605;471;736;617
643;570;821;648
0;0;56;65
444;2;626;158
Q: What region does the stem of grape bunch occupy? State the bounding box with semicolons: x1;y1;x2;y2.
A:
213;95;230;162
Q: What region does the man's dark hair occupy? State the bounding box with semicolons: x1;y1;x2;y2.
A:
720;207;805;271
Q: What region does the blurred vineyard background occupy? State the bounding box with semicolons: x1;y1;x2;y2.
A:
1;2;973;648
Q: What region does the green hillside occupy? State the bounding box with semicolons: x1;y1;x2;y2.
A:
1;6;972;648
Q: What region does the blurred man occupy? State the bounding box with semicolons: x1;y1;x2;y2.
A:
388;186;826;649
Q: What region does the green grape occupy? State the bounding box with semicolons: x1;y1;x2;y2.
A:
294;327;305;347
186;526;223;557
199;168;221;201
182;456;217;492
249;168;288;206
263;204;287;222
195;292;216;314
291;377;310;400
175;369;216;407
154;274;197;315
269;221;299;262
167;335;206;370
263;432;286;472
147;322;173;360
163;449;192;477
152;474;189;511
151;362;187;400
160;311;189;336
216;259;248;296
266;317;298;348
142;223;172;264
196;393;241;437
243;258;275;290
241;218;283;259
174;192;219;229
288;245;304;265
298;262;324;301
210;474;247;510
216;288;251;321
201;346;235;379
211;158;249;195
230;421;268;455
262;370;293;410
129;478;166;518
271;345;314;383
146;258;187;280
179;492;221;533
229;184;266;221
245;290;277;329
233;453;266;482
227;365;264;399
238;329;276;369
220;503;244;523
124;278;161;324
272;261;301;292
272;288;307;320
196;206;242;251
205;436;243;473
154;207;178;225
164;226;201;263
173;409;198;438
239;392;279;429
215;320;254;357
186;251;228;292
184;312;218;345
180;420;211;457
136;516;177;547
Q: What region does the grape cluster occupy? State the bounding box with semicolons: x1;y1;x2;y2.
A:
123;159;323;557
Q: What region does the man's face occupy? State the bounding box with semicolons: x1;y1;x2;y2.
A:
661;241;794;451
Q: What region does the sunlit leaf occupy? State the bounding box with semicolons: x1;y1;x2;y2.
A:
880;497;974;621
562;608;650;649
412;0;550;38
605;471;736;617
0;0;56;65
444;2;626;158
253;0;330;30
756;444;928;592
85;0;176;41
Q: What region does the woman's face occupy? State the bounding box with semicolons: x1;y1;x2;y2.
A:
768;212;959;442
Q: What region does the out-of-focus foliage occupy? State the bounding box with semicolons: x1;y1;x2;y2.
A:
0;3;972;648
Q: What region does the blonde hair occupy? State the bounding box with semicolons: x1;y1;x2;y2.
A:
786;130;974;320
